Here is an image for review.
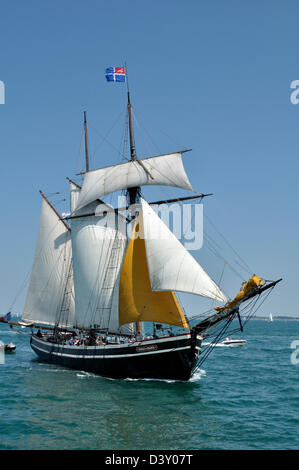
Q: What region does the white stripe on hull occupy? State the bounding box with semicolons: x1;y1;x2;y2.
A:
32;342;201;359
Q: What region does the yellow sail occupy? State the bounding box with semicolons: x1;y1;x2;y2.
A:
119;216;189;329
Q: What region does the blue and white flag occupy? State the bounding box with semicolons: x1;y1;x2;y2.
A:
105;67;126;82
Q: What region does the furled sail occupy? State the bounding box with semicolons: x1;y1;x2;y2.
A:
74;152;193;212
71;199;133;334
142;199;227;303
119;217;189;328
22;199;75;327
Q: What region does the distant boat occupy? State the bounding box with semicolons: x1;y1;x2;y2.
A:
203;337;246;347
269;313;274;322
4;343;16;353
221;337;246;346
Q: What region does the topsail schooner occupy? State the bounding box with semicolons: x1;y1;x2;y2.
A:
3;70;281;380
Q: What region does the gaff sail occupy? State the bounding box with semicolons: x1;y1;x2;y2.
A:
22;199;75;327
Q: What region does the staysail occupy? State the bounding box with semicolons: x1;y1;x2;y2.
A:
140;199;227;303
22;198;75;327
74;152;193;212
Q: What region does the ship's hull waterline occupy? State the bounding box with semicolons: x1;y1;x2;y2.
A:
30;333;202;381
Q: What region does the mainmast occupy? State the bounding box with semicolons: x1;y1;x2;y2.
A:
126;79;142;337
84;111;90;173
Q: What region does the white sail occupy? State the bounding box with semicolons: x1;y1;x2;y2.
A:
71;200;132;334
140;199;227;304
70;181;81;212
74;152;193;211
22;199;75;327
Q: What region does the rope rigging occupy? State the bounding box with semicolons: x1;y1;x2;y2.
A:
190;283;277;372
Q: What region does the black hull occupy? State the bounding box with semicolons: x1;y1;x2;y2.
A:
30;333;202;381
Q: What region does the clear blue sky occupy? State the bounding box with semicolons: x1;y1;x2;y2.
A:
0;0;298;318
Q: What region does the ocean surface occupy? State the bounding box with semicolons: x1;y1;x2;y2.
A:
0;320;298;450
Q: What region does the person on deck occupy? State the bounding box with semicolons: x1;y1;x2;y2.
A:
87;330;96;346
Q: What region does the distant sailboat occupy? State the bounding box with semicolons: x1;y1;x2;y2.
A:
269;313;274;322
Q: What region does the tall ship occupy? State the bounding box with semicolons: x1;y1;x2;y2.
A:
2;68;281;380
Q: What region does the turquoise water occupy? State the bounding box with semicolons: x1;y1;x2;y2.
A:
0;320;298;450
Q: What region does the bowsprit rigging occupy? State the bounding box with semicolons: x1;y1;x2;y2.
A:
0;68;281;381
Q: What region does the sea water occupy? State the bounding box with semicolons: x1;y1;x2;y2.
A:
0;320;298;450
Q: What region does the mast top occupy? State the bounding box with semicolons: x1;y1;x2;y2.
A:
125;66;140;208
84;111;90;173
